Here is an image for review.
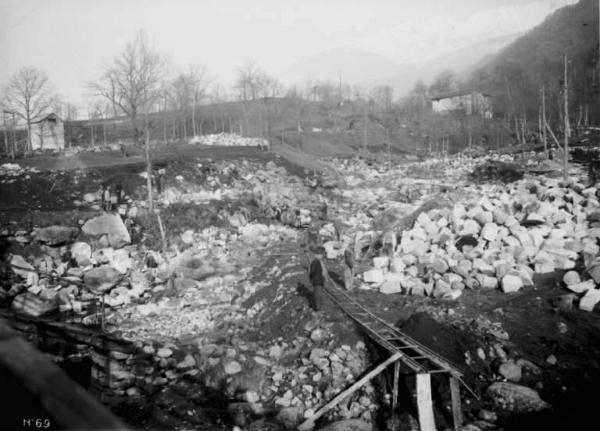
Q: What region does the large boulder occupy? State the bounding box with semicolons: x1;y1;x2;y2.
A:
486;382;550;413
82;214;131;247
71;242;92;266
111;249;132;274
83;265;122;294
33;226;79;246
501;275;523;293
580;288;600;312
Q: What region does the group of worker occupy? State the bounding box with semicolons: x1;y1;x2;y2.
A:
100;182;125;211
306;213;357;312
306;213;398;312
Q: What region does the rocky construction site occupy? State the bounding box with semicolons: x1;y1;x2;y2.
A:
1;137;600;431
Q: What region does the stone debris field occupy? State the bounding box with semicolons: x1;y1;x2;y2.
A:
2;148;600;431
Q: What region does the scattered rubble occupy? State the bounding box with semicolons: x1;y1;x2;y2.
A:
2;153;600;430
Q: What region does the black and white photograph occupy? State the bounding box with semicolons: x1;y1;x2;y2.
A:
0;0;599;430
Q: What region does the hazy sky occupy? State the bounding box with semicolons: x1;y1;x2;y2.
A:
0;0;577;112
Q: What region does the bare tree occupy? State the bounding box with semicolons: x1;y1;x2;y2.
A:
171;65;209;138
3;66;54;154
52;97;79;121
234;60;265;102
91;31;167;211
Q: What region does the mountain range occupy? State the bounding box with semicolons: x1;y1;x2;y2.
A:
281;34;520;98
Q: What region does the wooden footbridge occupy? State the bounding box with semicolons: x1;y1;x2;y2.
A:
300;257;470;431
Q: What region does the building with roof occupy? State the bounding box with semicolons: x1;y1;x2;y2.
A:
431;90;493;119
31;113;65;151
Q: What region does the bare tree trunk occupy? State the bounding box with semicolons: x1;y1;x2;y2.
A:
192;101;197;136
103;123;106;147
557;97;563;133
12;113;16;158
26;120;32;154
514;116;520;146
538;109;543;154
144;114;153;212
563;53;570;181
542;85;548;159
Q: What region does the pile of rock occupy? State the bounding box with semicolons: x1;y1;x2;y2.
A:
198;334;376;429
357;177;600;310
7;213;146;318
89;341;202;404
0;162;39;183
189;133;268;148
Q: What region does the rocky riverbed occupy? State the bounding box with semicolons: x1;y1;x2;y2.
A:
2;151;600;430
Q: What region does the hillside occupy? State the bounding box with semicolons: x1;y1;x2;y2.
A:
469;0;599;123
64;97;424;166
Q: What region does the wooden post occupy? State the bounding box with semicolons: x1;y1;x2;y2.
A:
449;376;463;430
392;361;400;411
156;211;167;253
416;373;436;431
298;352;403;431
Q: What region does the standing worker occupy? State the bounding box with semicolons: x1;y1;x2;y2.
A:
306;222;325;311
344;247;355;291
156;168;166;194
103;185;112;211
309;257;325;311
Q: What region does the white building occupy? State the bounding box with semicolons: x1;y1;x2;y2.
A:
31;113;65;151
431;90;493;119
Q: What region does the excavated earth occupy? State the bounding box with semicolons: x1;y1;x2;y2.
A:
1;146;600;431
